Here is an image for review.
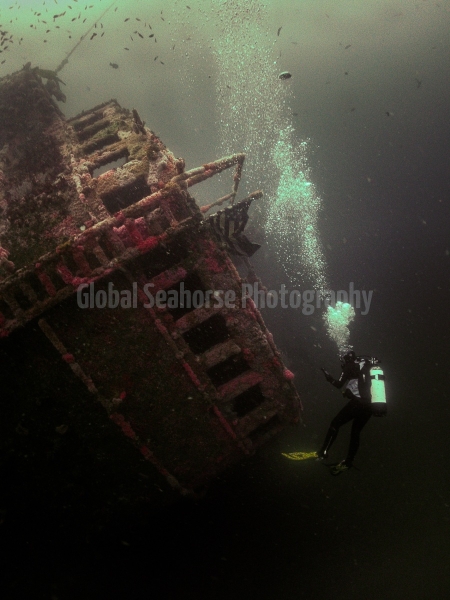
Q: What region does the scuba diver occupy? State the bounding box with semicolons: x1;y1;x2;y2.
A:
318;350;380;475
282;350;386;474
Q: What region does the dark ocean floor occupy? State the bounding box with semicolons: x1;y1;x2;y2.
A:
1;410;449;600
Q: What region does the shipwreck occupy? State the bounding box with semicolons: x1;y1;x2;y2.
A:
0;65;301;500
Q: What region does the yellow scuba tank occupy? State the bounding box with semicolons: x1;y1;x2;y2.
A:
370;362;387;416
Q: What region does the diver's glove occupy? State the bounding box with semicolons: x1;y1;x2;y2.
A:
321;368;334;384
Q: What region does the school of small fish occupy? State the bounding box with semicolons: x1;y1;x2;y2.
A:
0;1;174;70
0;1;424;116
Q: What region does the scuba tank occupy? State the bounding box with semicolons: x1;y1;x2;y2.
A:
356;356;387;416
369;359;387;416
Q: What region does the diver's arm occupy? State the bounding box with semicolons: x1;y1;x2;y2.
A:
333;371;348;389
321;368;347;389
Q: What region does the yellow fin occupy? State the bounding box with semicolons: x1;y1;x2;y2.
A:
281;451;318;461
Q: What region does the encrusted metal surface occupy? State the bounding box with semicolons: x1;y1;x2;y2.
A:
0;67;301;495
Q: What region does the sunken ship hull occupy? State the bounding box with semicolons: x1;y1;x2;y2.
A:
0;67;301;499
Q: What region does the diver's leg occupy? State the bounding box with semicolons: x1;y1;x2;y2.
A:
318;401;355;459
317;426;337;459
345;408;372;466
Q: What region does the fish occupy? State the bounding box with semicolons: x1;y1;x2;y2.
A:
109;62;118;69
345;44;351;49
277;26;282;36
278;71;291;80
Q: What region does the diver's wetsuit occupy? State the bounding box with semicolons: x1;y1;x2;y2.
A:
319;359;372;466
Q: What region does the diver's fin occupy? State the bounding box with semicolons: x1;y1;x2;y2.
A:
281;451;319;461
329;461;351;475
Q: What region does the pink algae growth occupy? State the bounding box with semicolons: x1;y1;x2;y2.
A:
56;262;75;285
203;255;223;274
242;348;255;363
36;270;56;297
182;360;201;388
269;356;282;370
137;236;159;253
283;368;295;381
200;239;224;273
113;211;126;226
151;266;187;291
45;216;77;240
140;445;152;460
110;412;137;440
213;405;237;439
134;217;149;238
124;219;144;245
140;445;171;476
112;224;130;245
72;245;91;274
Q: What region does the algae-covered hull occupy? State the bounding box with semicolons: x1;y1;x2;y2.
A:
0;67;301;498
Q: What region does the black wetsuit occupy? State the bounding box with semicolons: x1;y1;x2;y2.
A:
319;359;372;466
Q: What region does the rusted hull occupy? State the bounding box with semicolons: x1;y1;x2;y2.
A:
0;68;301;495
